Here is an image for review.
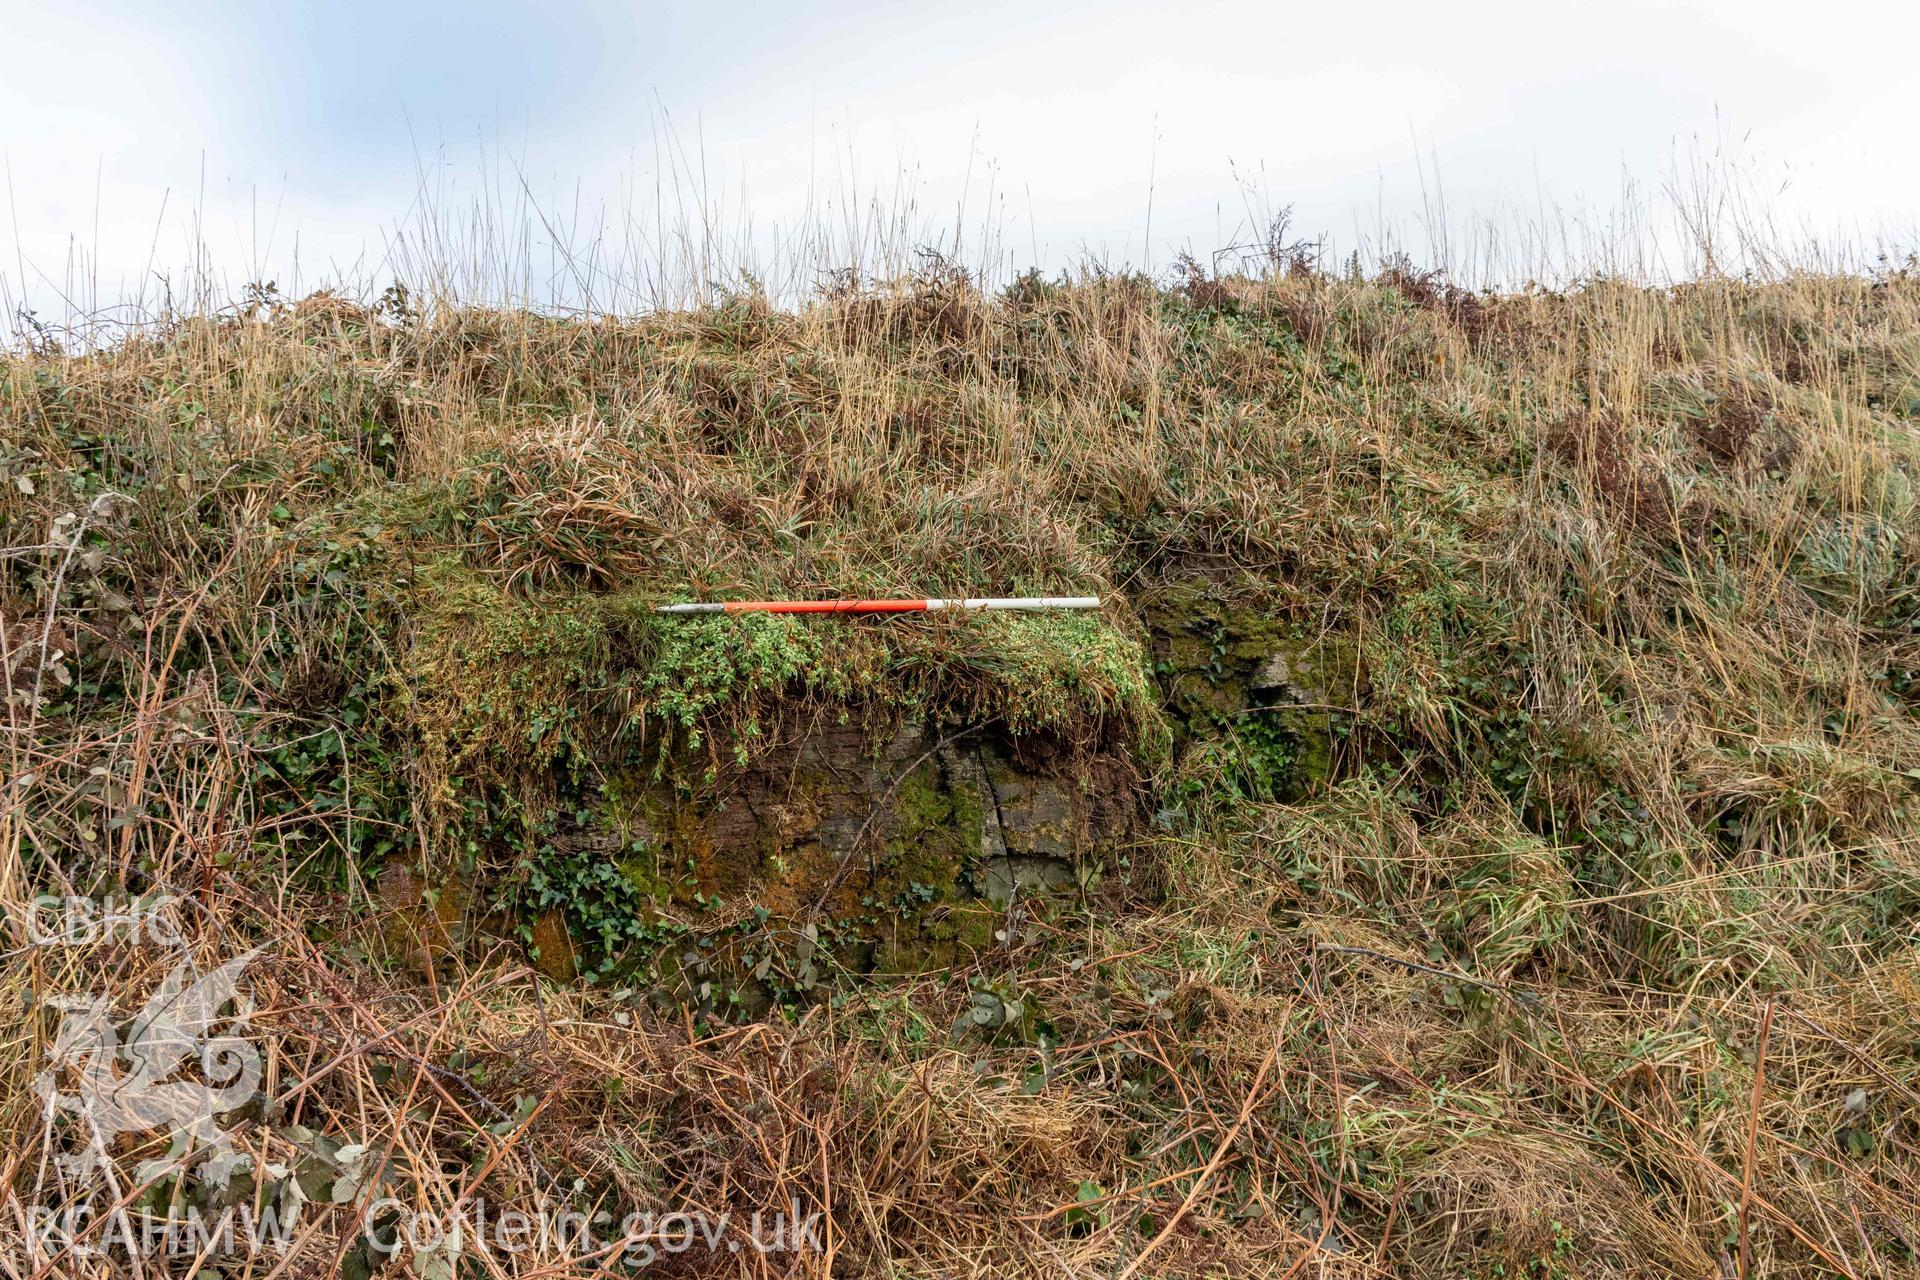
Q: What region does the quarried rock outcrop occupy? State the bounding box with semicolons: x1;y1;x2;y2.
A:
544;720;1140;973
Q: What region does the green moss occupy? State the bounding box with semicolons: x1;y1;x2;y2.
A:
876;755;979;903
411;572;1161;781
1145;578;1349;805
408;566;614;773
636;611;883;759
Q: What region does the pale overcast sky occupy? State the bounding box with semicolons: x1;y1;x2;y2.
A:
3;0;1917;319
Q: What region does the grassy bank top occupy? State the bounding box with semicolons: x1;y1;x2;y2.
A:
7;265;1918;769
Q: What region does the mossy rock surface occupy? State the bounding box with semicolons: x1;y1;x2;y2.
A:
1143;578;1355;802
533;720;1140;978
392;576;1364;981
371;858;474;972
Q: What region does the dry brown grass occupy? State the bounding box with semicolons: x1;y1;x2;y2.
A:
2;246;1919;1276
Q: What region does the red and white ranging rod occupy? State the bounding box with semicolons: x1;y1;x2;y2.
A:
655;596;1101;615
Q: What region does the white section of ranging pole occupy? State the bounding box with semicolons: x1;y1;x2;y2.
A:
928;597;1102;610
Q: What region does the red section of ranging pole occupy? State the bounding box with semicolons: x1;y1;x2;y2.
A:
654;596;1101;615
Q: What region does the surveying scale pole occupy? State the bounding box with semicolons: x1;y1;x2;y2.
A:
654;597;1101;615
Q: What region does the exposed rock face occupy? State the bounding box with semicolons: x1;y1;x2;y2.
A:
544;720;1140;969
974;750;1088;901
450;585;1356;979
1250;651;1329;707
1144;582;1353;801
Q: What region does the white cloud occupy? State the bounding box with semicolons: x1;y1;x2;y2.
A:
4;0;1917;322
